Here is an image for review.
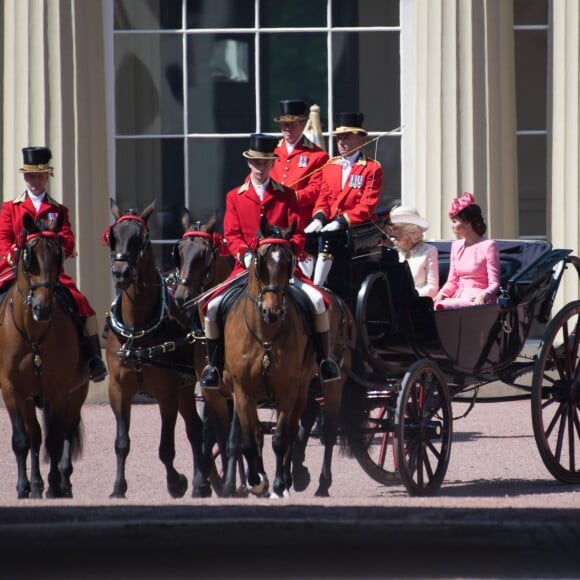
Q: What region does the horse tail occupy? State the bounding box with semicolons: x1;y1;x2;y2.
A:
41;402;84;463
338;376;367;458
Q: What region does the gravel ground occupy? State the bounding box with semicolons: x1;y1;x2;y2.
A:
0;397;578;579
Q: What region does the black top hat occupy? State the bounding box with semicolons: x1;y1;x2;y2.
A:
274;99;309;123
332;112;367;136
19;146;54;174
242;134;279;160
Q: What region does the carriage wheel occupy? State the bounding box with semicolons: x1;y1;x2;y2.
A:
531;300;580;484
394;359;452;496
353;393;400;485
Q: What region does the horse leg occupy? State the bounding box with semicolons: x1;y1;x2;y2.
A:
314;386;341;497
44;404;70;499
271;410;291;498
237;394;266;496
201;391;231;495
57;392;85;498
158;398;188;498
291;382;320;491
222;409;241;498
7;405;35;499
110;397;131;499
178;387;209;498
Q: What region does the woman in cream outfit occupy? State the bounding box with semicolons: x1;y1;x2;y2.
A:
390;205;439;299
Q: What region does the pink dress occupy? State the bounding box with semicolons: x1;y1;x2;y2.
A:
436;238;500;310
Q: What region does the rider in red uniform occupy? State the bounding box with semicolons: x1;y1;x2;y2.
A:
269;100;329;276
0;147;107;382
305;112;383;287
198;133;340;388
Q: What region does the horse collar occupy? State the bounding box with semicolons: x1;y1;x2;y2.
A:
108;271;170;339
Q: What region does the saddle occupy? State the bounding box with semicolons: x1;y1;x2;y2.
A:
217;275;315;335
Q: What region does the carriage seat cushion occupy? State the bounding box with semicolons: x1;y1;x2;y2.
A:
431;239;552;289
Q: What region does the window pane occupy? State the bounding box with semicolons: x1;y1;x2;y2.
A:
115;138;185;241
187;0;254;28
515;30;547;130
517;135;546;236
187;35;255;133
333;0;399;27
186;137;249;222
362;135;400;210
260;33;328;132
115;0;181;30
261;0;327;27
514;0;547;25
115;34;184;135
332;32;400;131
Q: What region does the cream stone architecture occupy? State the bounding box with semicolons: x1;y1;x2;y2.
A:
1;0;578;324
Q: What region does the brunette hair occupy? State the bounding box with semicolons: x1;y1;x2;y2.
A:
456;203;487;236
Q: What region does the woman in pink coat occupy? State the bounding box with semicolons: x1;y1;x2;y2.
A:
434;193;500;310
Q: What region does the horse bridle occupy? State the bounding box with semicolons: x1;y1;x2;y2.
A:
250;237;295;314
174;230;218;292
16;232;62;309
107;215;151;286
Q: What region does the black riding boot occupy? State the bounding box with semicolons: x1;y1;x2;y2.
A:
199;338;223;388
86;334;108;382
315;331;341;382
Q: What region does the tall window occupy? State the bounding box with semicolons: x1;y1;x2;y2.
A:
113;0;401;269
514;0;548;237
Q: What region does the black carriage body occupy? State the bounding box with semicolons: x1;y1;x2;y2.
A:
337;231;570;390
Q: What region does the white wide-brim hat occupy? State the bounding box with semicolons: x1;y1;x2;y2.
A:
390;205;429;232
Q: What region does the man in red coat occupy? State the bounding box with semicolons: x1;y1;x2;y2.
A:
0;147;107;382
269;100;329;277
305;112;383;287
198;133;340;388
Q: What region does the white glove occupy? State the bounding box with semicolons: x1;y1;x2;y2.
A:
304;219;323;234
243;252;253;269
321;220;342;232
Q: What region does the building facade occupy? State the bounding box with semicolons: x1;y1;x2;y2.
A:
1;0;579;326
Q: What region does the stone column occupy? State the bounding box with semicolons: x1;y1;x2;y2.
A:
550;0;580;308
2;0;111;330
402;0;518;239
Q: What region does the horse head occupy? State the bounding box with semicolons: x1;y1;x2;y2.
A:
250;216;297;324
173;208;221;308
106;198;156;290
17;212;64;322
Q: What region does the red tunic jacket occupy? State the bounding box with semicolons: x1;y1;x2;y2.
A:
0;192;95;316
224;178;305;277
270;135;329;229
313;153;383;227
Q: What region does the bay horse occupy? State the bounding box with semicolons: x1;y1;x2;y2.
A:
0;213;88;498
290;289;355;496
220;216;319;498
104;199;209;498
172;207;234;492
172;208;232;310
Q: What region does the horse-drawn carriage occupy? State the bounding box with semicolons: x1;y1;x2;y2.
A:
331;214;580;495
102;202;580;498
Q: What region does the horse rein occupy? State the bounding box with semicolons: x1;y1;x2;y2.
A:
248;237;294;316
106;214;153;287
15;232;62;309
175;230;219;292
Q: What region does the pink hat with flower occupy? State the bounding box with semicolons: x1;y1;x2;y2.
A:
448;192;475;217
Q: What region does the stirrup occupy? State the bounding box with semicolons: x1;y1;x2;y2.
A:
89;358;108;383
199;365;221;389
319;359;340;382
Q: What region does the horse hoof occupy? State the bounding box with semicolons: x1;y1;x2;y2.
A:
109;491;126;499
168;474;188;498
315;487;330;497
192;483;212;498
291;465;311;492
270;489;291;499
248;473;268;496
